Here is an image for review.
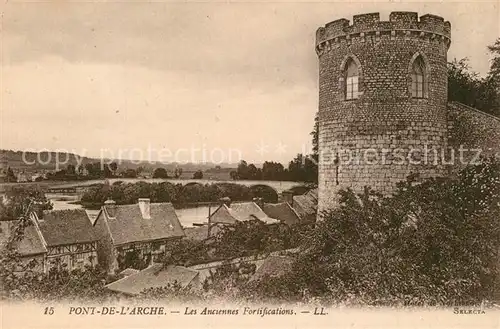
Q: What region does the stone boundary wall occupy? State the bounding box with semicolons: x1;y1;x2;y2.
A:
447;101;500;169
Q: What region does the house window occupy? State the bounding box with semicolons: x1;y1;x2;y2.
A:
411;56;425;98
345;58;359;100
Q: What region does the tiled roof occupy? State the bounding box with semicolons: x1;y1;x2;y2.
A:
0;220;47;256
208;205;235;224
118;268;140;277
306;188;318;201
210;202;279;225
250;255;294;282
102;203;185;246
262;202;301;225
292;189;318;220
38;209;97;247
105;263;199;296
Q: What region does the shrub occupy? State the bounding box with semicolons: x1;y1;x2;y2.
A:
245;158;500;306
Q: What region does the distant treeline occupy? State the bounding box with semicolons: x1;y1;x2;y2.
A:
230;157;317;183
80;181;280;209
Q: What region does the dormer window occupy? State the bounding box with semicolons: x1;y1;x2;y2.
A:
345;58;359;100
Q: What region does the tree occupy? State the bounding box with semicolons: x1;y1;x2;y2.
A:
249;185;279;203
448;58;500;117
236;161;263;180
136;166;144;175
76;165;84;175
85;163;94;176
487;38;500;82
247;164;261;180
237;161;249;179
66;164;76;176
288;154;317;183
122;168;137;178
153;168;169;179
261;162;285;181
0;186;53;221
102;164;113;178
5;167;17;183
174;168;183;179
229;170;238;180
109;162;118;175
311;111;319;163
193;170;203;179
80;181;262;206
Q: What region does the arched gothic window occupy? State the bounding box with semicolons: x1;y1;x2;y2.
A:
411;56;425;98
345;59;359;100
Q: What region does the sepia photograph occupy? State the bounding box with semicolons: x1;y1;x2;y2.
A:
1;0;499;328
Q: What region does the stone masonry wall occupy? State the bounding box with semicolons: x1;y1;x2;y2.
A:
447;101;500;171
316;12;451;214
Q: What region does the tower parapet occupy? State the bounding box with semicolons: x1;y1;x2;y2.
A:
316;12;451;56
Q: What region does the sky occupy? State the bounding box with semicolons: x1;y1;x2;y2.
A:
1;0;498;165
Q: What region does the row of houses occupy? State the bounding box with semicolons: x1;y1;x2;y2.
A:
1;190;317;276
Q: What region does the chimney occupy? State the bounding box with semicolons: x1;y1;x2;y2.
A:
138;198;151;219
252;197;264;209
104;198;116;217
219;197;231;207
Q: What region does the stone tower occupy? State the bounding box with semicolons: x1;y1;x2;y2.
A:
315;12;451;214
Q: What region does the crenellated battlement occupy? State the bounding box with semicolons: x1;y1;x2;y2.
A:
316;12;451;56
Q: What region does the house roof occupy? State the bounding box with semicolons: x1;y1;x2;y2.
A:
100;203;185;246
209;202;279;225
0;220;47;256
85;209;100;225
38;209;97;247
118;268;140;277
250;255;294;282
292;189;318;218
262;202;301;225
105;263;199;296
305;188;318;201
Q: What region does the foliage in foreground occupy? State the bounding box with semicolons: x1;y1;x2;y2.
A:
162;220;309;267
245;158;500;306
1;262;112;303
0;186;53;221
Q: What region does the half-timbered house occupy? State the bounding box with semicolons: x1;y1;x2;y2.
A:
93;198;185;274
31;209;98;271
